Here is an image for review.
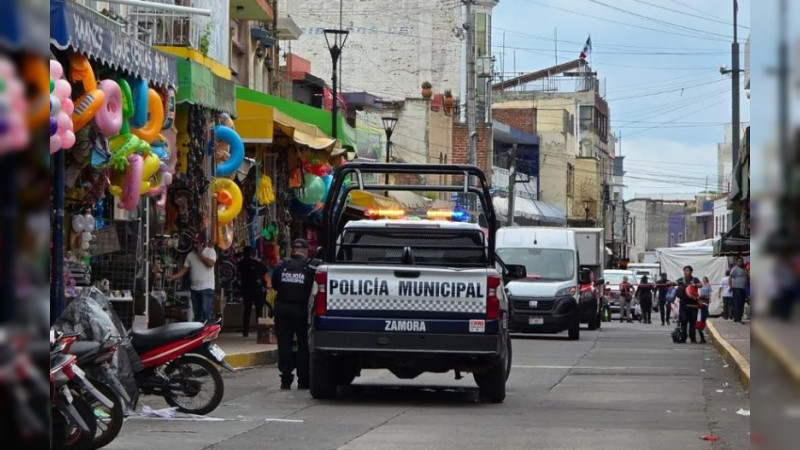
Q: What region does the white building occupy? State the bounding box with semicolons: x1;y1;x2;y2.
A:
284;0;498;103
717;122;750;193
713;195;733;237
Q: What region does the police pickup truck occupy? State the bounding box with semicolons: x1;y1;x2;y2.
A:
309;163;520;403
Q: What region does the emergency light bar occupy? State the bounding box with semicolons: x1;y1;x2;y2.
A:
364;209;406;218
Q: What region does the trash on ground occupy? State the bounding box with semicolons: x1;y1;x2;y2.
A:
701;435;721;441
736;409;750;416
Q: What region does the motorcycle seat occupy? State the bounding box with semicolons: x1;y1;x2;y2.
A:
130;322;206;353
69;341;102;364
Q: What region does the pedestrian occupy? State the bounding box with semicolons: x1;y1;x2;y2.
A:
238;246;273;338
697;277;712;343
677;265;701;343
636;275;655;324
271;239;319;390
167;233;217;322
717;270;732;320
655;273;673;326
730;257;749;324
619;276;634;323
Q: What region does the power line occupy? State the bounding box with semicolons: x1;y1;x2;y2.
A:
587;0;733;40
629;0;749;29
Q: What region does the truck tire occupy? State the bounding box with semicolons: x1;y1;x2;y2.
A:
587;316;598;331
310;354;337;399
596;312;602;330
568;321;580;340
475;339;508;403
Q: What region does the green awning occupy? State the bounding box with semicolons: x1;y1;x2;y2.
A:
231;90;357;151
176;59;236;114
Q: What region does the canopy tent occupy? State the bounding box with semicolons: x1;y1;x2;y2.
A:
493;196;567;226
656;240;728;315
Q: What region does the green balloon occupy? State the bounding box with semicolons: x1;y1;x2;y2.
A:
298;174;325;205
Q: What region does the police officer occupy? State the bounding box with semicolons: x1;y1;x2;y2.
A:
677;265;702;343
270;239;319;390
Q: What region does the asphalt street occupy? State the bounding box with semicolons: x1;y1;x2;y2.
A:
108;321;750;450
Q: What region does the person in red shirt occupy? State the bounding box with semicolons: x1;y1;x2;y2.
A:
619;276;635;323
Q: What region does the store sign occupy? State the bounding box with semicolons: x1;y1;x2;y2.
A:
52;1;177;88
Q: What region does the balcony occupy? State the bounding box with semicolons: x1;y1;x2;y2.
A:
231;0;274;21
276;15;302;40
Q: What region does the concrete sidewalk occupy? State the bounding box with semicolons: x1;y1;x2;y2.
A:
707;319;751;392
752;318;800;385
216;333;277;369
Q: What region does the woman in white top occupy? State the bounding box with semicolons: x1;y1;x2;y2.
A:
717;271;732;320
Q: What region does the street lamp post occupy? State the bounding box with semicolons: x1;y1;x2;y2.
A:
323;29;349;140
382;116;398;196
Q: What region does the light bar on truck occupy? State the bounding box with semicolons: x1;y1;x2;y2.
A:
425;209;470;222
364;209;406;218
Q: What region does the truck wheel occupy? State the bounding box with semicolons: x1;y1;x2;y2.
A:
475;340;508;403
568;321;580;340
587;316;598;331
310;354;337;399
596;312;602;330
504;337;512;382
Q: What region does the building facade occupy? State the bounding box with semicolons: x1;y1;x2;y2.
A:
625;198;690;262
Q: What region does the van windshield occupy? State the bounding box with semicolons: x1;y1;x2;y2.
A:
496;248;575;281
604;272;636;286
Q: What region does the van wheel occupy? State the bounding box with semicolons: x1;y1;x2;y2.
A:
310;354;337;399
568;322;580;340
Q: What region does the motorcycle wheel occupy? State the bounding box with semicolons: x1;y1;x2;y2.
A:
82;379;124;449
163;354;224;415
60;394;97;450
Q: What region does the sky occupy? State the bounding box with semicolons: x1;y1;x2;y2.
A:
491;0;752;199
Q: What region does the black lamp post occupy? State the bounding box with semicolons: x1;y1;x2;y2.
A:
323;29;349;139
382;116;398;196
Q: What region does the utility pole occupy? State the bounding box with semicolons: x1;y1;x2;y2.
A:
730;0;741;227
507;144;518;227
778;0;789;235
464;0;477;169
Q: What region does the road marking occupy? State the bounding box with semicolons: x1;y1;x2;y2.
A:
512;365;693;370
264;418;304;423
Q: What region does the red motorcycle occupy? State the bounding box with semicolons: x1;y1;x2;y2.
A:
131;317;233;415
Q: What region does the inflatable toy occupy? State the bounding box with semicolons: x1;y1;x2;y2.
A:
95;80;123;136
47;60;74;153
0;58;30;152
127;77;148;128
119;154;143;211
131;88;164;143
23;55;49;128
214;177;243;225
117;78;134;135
217;223;234;250
214;125;244;177
69;54;105;132
162;88;176;130
109;133;149;171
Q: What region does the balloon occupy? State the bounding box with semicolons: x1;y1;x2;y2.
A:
297;174;325;205
50;117;58;137
61;98;74;116
61;130;76;149
56;113;71;130
81;232;93;242
50;95;61;116
50;59;64;80
71;214;86;232
50;135;61;153
322;174;333;197
54;79;71;99
301;160;313;173
84;214;96;232
81;241;91;250
311;164;330;177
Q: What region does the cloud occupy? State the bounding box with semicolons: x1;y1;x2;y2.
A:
620;139;720;199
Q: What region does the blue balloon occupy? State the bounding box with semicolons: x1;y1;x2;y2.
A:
127;77;149;128
322;174;333;198
297;174;325;205
214;125;244;177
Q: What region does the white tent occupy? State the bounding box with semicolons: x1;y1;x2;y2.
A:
656;240;728;315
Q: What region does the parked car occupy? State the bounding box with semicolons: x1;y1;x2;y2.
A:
602;269;640;320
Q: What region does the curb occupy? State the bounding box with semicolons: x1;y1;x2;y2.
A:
224;349;278;369
706;320;750;392
752;321;800;385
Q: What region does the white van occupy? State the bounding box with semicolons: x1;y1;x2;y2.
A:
627;263;661;281
496;227;588;340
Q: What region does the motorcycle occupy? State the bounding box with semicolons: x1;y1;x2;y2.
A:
130;317;233;415
0;332;49;448
51;330;115;450
67;337;127;449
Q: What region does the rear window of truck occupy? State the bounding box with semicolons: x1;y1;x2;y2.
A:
337;228;487;267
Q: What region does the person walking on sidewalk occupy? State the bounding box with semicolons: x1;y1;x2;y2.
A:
677;266;702;343
619;276;634;323
636;275;655;324
238;246;272;337
656;273;674;326
167;234;217;322
697;277;713;343
730;257;749;324
717;270;732;320
270;239;319;390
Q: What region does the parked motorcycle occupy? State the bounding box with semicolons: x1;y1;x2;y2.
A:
50;331;115;450
131;317;233;415
0;332;49;448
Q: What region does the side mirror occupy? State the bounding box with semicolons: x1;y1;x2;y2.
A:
505;264;527;280
595;278;605;287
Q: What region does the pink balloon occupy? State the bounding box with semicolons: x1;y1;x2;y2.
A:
54;79;71;99
163;172;173;186
50;135;62;154
60;130;76;149
50;60;64;80
61;98;74;116
57;112;72;131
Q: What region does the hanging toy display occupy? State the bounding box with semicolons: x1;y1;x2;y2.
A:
127;77;149;129
69;53;105;132
296;173;326;206
214;125;244;177
131;88;164;143
118;153;144;211
23;54;50;129
48;59;75;153
161;88;176;130
214;177;243;225
0;57;30;152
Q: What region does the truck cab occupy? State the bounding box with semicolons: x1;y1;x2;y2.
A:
310;163;516;403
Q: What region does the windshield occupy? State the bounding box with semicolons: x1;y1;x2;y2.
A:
604;272;636;286
496;248;575;281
